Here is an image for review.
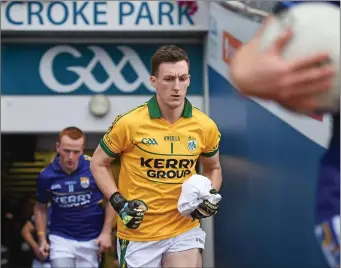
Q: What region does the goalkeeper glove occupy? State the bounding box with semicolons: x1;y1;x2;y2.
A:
191;189;220;220
109;192;148;229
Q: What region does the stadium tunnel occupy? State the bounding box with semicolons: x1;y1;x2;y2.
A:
1;1;333;268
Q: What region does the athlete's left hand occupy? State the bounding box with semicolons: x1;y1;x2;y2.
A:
191;189;220;220
96;232;112;260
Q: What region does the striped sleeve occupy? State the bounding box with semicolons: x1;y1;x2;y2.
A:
201;119;221;158
100;115;130;158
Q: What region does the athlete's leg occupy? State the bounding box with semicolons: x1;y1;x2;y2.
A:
50;258;75;268
75;257;99;268
162;248;202;268
117;238;165;268
315;215;340;268
74;239;99;268
162;226;206;268
42;262;52;268
49;235;76;268
32;259;51;268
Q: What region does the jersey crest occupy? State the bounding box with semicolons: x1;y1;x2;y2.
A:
188;136;198;152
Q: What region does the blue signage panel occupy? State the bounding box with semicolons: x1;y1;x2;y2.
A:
1;1;209;31
1;44;203;95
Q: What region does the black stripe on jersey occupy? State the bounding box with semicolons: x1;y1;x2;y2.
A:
135;144;200;157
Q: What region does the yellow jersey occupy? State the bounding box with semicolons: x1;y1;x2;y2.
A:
100;95;221;242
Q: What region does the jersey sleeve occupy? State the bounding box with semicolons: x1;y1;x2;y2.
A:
99;115;132;158
201;119;221;158
36;174;50;204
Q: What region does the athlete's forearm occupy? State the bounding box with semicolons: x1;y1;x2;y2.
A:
203;167;222;191
101;202;116;234
91;163;119;200
23;231;40;251
21;223;39;251
34;203;47;243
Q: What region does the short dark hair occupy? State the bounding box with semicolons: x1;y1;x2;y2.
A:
151;45;190;76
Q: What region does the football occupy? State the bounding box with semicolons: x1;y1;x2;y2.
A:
258;2;340;115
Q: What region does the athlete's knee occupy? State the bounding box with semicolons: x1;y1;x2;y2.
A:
50;258;75;268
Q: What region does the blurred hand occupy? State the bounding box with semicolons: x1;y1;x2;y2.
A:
230;17;335;111
33;245;46;262
38;239;49;261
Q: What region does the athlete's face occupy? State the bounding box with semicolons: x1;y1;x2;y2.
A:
56;135;84;173
151;60;190;109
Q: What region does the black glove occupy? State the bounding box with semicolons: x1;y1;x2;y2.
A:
109;192;148;229
191;189;220;220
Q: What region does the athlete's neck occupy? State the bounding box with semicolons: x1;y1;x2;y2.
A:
59;160;77;175
156;95;185;125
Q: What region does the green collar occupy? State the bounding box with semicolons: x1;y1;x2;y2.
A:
147;95;193;119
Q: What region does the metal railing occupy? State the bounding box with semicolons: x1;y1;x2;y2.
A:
220;1;277;22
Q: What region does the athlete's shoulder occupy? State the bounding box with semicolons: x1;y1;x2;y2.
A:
79;155;97;177
38;163;55;180
191;106;207;118
192;106;219;130
112;103;149;126
83;154;92;162
80;154;92;168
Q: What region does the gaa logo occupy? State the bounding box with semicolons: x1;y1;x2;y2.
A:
39;45;154;94
142;138;158;145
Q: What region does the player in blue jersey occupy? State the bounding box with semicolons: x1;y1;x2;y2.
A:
229;1;340;268
22;206;52;268
34;127;115;268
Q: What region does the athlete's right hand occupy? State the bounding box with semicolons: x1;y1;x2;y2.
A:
33;246;46;262
38;239;49;261
109;192;148;229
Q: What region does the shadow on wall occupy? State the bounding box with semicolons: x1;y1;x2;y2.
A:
220;155;269;180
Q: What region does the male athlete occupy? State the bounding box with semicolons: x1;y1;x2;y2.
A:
90;45;222;268
34;127;115;268
230;2;340;267
22;206;52;268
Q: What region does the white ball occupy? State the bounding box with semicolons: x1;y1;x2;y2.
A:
88;94;111;117
259;2;340;115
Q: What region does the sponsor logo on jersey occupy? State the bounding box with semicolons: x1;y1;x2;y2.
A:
51;184;61;190
53;193;92;208
140;157;197;179
164;136;181;142
142;138;158;145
